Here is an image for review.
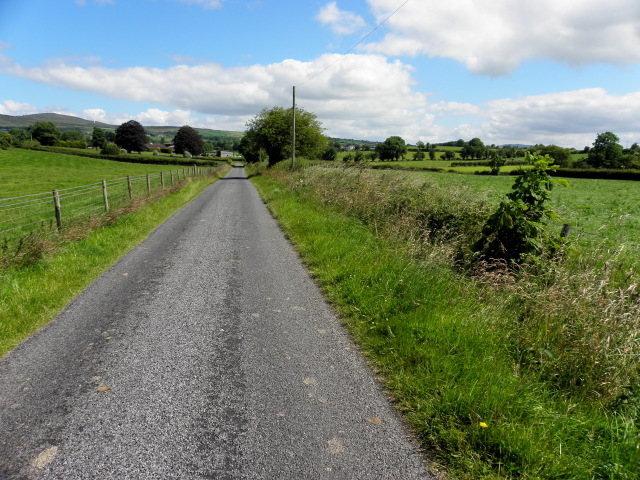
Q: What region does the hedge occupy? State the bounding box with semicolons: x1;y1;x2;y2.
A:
19;145;225;167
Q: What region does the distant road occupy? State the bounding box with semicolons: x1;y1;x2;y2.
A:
0;166;433;479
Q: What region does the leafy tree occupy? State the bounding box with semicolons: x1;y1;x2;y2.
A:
429;149;436;160
442;150;456;161
115;120;147;153
461;137;486;159
105;130;116;143
537;145;572;167
375;136;407;161
61;130;86;142
416;140;426;151
29;121;61;146
413;150;425;161
241;106;327;166
322;146;338;161
91;127;107;149
587;132;624;168
488;152;507;175
473;153;569;265
0;131;13;150
173;125;205;156
238;133;263;163
9;128;29;145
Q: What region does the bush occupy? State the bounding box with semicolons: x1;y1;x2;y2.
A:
101;143;121;155
0;131;12;150
183;151;192;158
472;153;569;265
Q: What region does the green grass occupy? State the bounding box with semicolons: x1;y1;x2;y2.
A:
0;171;226;357
406;171;640;253
0;148;185;198
248;165;640;479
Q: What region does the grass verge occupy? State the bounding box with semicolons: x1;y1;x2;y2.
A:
249;165;639;479
0;168;229;357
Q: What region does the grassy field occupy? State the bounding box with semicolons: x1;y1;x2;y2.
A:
247;162;639;479
0;148;186;198
407;171;640;253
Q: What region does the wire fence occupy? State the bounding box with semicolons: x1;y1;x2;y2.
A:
1;166;218;247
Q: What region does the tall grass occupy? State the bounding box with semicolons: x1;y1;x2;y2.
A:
249;162;640;479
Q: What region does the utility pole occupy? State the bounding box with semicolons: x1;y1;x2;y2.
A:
292;85;296;168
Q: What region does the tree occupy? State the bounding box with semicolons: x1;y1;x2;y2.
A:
473;153;569;265
91;127;107;149
115;120;147;153
241;106;327;166
0;131;12;150
537;145;572;167
173;125;205;156
322;146;338;161
416;141;426;151
9;128;29;145
29;121;61;146
587;132;624;168
461;137;486;159
375;136;407;161
413;150;425;161
61;130;86;142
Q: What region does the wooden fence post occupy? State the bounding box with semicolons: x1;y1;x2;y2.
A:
170;171;174;185
146;174;151;195
52;190;62;230
127;175;133;199
160;171;165;188
102;180;109;212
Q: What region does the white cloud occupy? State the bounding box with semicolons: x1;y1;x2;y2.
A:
481;89;640;147
364;0;640;75
3;54;639;147
0;53;426;139
0;100;39;115
316;2;367;35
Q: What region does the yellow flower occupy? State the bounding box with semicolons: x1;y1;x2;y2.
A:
479;422;489;428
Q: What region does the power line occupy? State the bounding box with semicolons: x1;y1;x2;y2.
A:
300;0;411;86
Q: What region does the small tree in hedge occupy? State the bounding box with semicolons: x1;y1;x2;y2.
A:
473;152;569;265
0;131;13;150
101;142;121;155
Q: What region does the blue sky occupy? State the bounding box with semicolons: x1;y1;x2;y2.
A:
1;0;640;147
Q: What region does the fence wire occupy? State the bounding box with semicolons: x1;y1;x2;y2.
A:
1;167;216;247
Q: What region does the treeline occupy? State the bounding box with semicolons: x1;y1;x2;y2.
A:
0;120;240;157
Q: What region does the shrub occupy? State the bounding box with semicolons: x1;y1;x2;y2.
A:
0;131;12;150
183;151;192;158
472;152;569;265
101;142;121;155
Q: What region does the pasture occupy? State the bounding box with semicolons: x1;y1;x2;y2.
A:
0;149;183;198
409;170;640;254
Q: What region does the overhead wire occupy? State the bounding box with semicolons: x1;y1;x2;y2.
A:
299;0;411;87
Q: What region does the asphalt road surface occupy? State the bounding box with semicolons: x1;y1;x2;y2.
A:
0;166;434;479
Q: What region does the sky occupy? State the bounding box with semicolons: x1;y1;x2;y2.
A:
1;0;640;148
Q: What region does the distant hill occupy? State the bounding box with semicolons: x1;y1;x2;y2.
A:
0;113;243;139
0;113;113;133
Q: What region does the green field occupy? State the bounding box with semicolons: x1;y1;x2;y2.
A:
0;148;186;198
407;171;640;253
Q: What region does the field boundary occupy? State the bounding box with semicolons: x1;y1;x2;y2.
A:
1;165;220;246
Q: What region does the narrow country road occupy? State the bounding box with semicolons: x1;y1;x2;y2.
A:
0;166;433;479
